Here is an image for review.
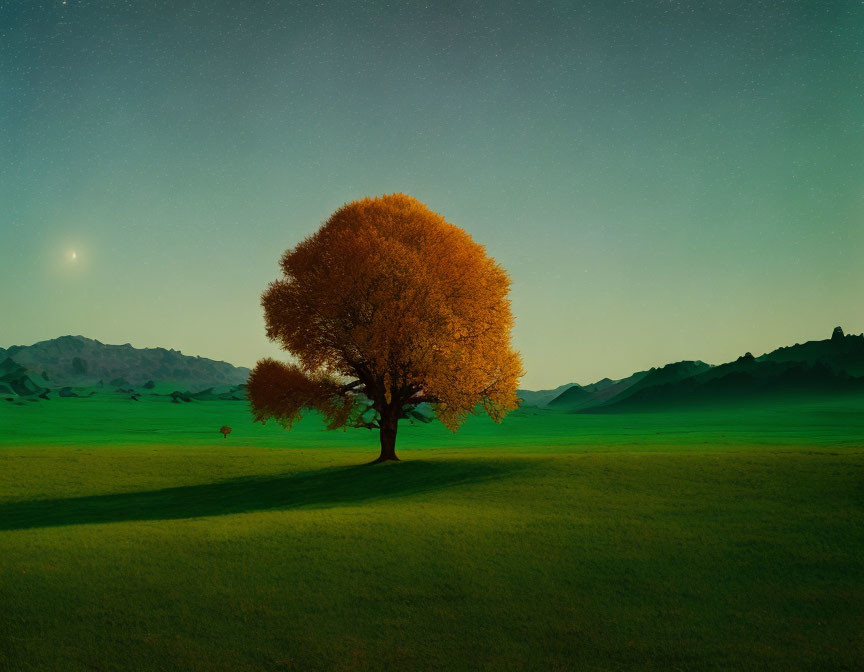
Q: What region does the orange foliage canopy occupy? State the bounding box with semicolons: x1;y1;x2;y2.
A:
248;193;522;461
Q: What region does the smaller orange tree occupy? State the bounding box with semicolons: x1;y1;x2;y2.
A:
219;425;232;438
248;193;522;463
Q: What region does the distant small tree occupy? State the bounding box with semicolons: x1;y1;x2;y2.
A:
247;193;523;463
219;425;232;438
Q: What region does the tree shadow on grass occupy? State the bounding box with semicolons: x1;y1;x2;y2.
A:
0;459;528;531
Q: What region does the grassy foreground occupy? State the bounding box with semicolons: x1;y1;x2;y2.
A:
1;398;863;671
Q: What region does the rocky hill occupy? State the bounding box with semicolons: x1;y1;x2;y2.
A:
0;336;249;388
756;326;864;376
516;383;578;408
529;326;864;413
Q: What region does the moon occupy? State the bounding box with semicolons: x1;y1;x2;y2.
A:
71;250;77;260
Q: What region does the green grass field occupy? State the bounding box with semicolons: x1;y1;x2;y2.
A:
1;396;863;671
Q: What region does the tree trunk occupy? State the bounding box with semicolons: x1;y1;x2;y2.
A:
373;407;399;463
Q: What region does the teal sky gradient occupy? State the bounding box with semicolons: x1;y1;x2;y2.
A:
1;1;862;388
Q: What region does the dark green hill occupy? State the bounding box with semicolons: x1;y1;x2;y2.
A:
0;336;250;389
582;370;651;402
545;370;651;410
757;326;864;376
546;384;596;410
546;363;707;411
599;360;711;406
588;356;864;412
0;357;48;397
516;383;578;408
594;371;648;403
0;357;25;379
529;326;864;414
582;378;616;393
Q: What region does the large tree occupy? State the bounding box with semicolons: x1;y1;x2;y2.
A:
248;193;522;463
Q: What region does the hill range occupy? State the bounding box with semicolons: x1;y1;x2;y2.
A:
0;335;248;401
519;326;864;413
1;328;862;411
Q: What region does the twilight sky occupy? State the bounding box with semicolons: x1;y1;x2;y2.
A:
1;0;862;389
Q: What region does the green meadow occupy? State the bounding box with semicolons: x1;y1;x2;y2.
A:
1;396;863;671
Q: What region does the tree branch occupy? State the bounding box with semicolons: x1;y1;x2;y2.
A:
407;394;442;404
337;379;364;394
